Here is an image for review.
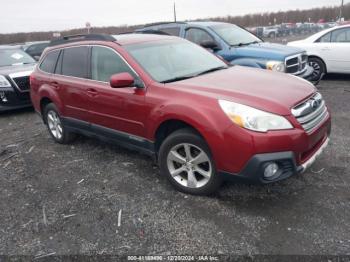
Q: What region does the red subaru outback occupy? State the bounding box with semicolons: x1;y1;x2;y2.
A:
30;34;331;195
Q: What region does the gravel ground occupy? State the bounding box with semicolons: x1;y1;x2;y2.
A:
0;73;349;260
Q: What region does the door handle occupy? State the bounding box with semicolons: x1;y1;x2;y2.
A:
87;88;98;97
50;81;60;90
321;47;331;51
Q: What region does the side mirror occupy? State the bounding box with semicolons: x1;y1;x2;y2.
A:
110;72;135;88
200;40;221;51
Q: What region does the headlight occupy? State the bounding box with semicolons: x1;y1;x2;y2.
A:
0;75;11;88
266;61;285;72
219;100;293;132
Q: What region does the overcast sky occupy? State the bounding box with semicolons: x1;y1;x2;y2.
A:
0;0;346;34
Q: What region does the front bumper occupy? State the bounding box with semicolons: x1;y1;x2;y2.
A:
0;103;32;112
293;64;314;81
0;88;32;112
220;135;330;184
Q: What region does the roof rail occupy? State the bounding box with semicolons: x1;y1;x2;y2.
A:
116;31;135;35
136;30;170;36
143;21;186;28
49;34;116;47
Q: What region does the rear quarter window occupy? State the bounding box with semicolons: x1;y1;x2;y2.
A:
39;50;60;73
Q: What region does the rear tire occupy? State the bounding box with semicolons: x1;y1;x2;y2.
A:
43;103;76;144
308;57;326;82
158;128;222;195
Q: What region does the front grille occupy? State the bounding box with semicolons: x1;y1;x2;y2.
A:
12;76;30;92
292;92;329;134
285;53;308;74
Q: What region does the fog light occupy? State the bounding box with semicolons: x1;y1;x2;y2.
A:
264;162;279;179
0;91;8;103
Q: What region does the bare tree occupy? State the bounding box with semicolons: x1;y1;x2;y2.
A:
1;4;349;45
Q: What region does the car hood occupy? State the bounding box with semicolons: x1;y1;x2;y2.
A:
167;66;316;116
0;63;36;76
235;42;305;61
288;40;309;46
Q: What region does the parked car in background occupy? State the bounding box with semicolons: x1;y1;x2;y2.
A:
22;41;49;61
262;26;279;38
247;26;264;38
339;21;350;25
31;34;331;195
0;46;36;112
255;26;264;38
137;22;314;81
279;23;298;36
325;22;339;28
288;24;350;81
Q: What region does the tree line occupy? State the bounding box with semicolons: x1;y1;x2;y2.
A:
0;3;349;45
205;4;350;27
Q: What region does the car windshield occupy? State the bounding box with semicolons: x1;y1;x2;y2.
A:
210;24;262;46
125;40;228;83
0;49;36;67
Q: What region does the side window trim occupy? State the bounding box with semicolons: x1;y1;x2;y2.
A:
87;46;92;80
39;45;145;87
54;50;63;75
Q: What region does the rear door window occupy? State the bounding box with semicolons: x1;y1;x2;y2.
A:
61;46;89;78
331;28;350;43
160;27;181;36
39;50;60;73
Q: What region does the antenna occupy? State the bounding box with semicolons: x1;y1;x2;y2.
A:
339;0;344;21
174;2;177;22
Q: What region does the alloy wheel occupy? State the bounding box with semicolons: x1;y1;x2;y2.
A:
309;61;321;79
47;110;63;140
166;143;212;188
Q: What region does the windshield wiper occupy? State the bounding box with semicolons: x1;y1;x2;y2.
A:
246;41;261;45
161;66;228;83
195;66;228;76
161;75;196;84
232;41;261;47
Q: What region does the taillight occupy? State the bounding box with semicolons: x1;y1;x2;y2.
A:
29;74;37;89
29;74;36;91
29;74;34;83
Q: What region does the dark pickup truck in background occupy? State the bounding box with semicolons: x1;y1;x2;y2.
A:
22;41;50;61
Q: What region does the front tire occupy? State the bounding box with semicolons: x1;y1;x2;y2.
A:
308;57;326;82
43;103;76;144
159;128;222;195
